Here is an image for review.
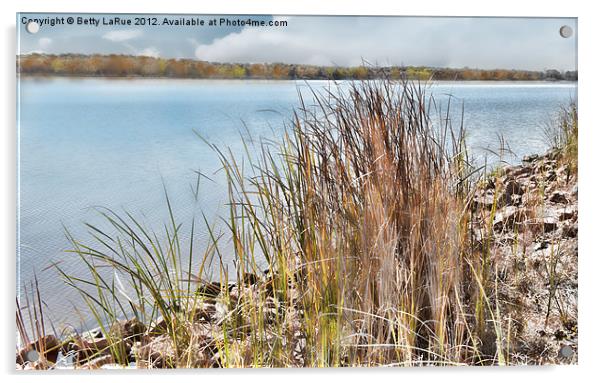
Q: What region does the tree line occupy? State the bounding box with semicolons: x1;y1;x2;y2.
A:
17;53;578;81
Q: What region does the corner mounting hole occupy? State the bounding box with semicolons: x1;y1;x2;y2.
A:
559;345;574;358
25;349;39;362
559;25;573;38
26;21;40;34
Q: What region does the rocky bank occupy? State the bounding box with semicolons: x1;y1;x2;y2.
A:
471;148;578;364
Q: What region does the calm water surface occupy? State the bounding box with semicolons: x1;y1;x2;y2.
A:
17;78;576;329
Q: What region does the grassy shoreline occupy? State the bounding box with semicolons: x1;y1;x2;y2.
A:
16;79;577;368
18;53;578;82
17;73;579;85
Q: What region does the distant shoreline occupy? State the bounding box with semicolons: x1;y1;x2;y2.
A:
17;73;578;83
17;53;578;82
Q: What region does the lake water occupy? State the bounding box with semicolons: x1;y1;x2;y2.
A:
17;78;576;329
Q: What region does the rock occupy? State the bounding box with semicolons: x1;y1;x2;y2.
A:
493;206;525;231
510;194;523;206
562;224;578;238
545;148;562;160
214;301;229;322
500;165;509;174
241;272;259;285
67;333;111;363
192;303;216;322
550;191;569;204
80;354;114;369
473;193;495;210
557;206;577;221
523;154;540;163
149;317;168;335
470;150;578;364
506;178;525;194
197;281;222;298
542;217;558;233
471;229;486;244
22;360;47;370
16;335;61;364
85;328;105;340
109;318;146;343
73;348;96;364
197;281;234;298
554;329;567;341
81;328;109;344
557;164;568;178
504;165;532;178
485;178;496;190
100;363;134;369
134;335;177;368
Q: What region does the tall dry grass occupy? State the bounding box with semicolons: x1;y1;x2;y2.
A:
541;101;578;174
206;79;488;366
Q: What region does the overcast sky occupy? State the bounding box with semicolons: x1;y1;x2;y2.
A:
18;14;577;71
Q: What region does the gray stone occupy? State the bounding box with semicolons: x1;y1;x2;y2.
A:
109;318;146;343
473;193;495;210
542;217;558;233
81;354;114;369
493;206;522;231
562;223;578;238
550;191;569;204
557;206;577;221
523;154;540;163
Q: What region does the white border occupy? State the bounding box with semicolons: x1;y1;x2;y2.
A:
2;1;600;382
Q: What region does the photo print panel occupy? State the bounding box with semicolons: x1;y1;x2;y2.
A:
16;13;577;369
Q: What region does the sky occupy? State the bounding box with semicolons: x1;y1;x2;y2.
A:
17;14;578;71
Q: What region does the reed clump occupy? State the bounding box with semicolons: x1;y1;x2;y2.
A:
217;79;481;365
542;102;578;174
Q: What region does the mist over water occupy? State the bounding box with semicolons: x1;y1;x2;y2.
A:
17;78;576;329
